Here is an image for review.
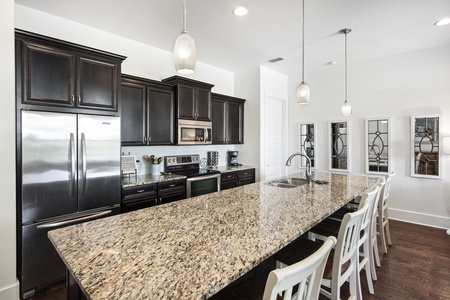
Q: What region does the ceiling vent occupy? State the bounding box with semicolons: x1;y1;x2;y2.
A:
268;57;285;63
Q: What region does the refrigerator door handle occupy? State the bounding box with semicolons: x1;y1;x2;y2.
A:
69;133;76;200
81;132;87;197
36;210;112;229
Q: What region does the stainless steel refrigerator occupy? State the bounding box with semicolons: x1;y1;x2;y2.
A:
19;110;121;298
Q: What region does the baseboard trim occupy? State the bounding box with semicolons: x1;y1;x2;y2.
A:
389;208;450;230
0;279;20;300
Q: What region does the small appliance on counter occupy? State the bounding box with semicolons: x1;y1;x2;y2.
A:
206;151;219;169
228;150;241;166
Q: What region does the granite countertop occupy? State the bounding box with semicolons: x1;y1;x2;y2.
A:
121;166;255;188
49;171;379;300
215;165;255;173
121;174;186;188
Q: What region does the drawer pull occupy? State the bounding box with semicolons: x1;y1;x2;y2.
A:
169;184;176;187
136;189;145;193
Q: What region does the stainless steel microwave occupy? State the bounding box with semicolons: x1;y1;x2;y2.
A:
178;120;212;145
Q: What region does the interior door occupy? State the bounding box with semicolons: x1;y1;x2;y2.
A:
263;94;287;181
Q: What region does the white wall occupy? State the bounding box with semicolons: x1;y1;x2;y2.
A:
235;67;261;181
234;66;289;182
0;1;20;299
287;44;450;229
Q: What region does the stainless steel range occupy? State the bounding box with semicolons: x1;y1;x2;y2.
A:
165;154;221;198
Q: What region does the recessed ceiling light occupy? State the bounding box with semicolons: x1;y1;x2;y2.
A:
233;6;248;16
434;18;450;26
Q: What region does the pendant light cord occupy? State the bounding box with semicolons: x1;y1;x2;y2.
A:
301;0;305;82
183;0;187;32
345;30;347;101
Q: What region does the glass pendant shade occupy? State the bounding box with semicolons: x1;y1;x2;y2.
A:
341;100;352;116
297;82;310;104
173;31;197;74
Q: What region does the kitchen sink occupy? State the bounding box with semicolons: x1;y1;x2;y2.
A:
265;177;309;188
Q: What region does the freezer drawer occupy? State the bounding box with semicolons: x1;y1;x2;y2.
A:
20;207;120;299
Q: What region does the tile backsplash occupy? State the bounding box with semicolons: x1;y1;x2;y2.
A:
122;145;242;175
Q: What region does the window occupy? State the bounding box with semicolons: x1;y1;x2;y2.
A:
329;121;350;172
365;118;390;174
411;115;441;179
299;122;316;169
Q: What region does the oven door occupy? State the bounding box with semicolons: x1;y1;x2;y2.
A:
186;173;221;198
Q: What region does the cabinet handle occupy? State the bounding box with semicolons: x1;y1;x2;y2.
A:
78;95;81;104
71;95;75;104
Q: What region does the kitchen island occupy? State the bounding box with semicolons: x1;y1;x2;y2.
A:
48;172;379;300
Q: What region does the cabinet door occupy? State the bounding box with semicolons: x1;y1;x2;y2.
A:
211;94;245;145
121;80;146;146
177;84;196;120
21;41;75;107
211;98;227;144
77;55;120;111
220;171;238;190
237;169;255;186
147;85;175;145
158;179;186;204
196;87;211;121
227;100;244;144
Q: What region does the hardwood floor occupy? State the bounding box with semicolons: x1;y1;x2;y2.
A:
334;220;450;300
30;220;450;300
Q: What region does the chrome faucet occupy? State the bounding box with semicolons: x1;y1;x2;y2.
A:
285;152;312;184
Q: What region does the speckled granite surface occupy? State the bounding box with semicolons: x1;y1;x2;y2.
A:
121;174;186;188
49;172;379;300
215;165;255;173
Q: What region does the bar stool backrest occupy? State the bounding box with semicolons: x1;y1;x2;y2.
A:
263;236;337;300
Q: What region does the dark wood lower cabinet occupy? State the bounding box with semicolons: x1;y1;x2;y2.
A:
220;169;255;191
121;179;186;213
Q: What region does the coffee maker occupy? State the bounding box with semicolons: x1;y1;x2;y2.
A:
228;150;240;166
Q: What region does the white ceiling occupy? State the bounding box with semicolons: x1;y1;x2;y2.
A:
14;0;450;82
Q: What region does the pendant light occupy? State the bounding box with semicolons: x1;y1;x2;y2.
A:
297;0;310;104
173;0;197;74
341;28;352;116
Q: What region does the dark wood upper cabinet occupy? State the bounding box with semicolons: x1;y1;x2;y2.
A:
121;78;147;146
15;30;125;114
162;76;214;122
211;93;245;144
77;55;119;110
147;84;174;145
121;74;174;146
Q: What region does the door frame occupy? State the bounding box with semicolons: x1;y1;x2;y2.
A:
260;91;288;181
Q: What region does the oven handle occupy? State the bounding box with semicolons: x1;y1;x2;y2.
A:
186;173;221;198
